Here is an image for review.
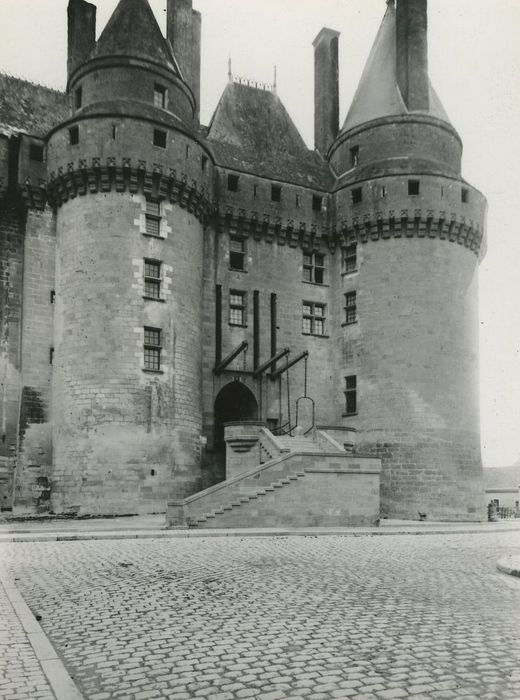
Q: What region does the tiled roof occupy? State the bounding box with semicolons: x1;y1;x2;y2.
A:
207;82;334;189
341;2;451;134
0;74;69;137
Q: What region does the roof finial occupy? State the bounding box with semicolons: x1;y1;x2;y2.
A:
228;57;232;83
273;65;277;93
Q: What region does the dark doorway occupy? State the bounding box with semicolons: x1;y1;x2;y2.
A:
213;382;259;478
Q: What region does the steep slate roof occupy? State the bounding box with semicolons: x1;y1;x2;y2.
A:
207;82;333;189
93;0;178;73
341;2;450;134
0;74;69;138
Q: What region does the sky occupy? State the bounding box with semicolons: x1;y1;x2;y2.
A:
0;0;519;469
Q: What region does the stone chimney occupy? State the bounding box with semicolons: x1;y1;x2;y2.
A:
313;27;340;156
167;0;201;119
191;10;201;120
67;0;96;84
396;0;429;111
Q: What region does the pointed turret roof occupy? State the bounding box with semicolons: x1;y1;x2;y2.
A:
93;0;178;73
207;82;333;188
341;2;450;134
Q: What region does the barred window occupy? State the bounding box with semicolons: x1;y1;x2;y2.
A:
229;236;246;271
344;291;357;324
302;302;326;336
145;198;161;237
344;375;357;415
229;291;246;326
342;243;357;273
144;259;161;299
303;252;325;284
154;84;167;108
144;327;161;371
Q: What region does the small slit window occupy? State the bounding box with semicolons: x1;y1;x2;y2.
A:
350;146;359;167
75;87;82;109
380;186;387;198
229;291;246;326
153;129;167;148
227;174;239;192
145;198;161;237
271;184;282;202
201;155;208;171
144;327;161;371
351;187;362;204
344;292;357;325
303;252;325;284
29;144;44;162
154;84;167;109
229;236;246;271
342;243;357;274
296;194;300;207
312;195;323;212
69;126;79;145
408;180;420;195
144;259;162;300
461;188;469;203
344;375;357;415
49;348;54;365
50;290;55;304
302;302;326;336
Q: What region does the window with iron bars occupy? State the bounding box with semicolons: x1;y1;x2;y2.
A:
144;259;161;299
145;198;161;237
303;252;325;284
342;243;357;274
344;292;357;325
344;375;357;415
144;327;161;371
229;291;246;326
229;236;246;271
302;302;326;336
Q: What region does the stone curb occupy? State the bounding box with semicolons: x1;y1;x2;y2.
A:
496;555;520;578
2;524;520;543
0;571;84;699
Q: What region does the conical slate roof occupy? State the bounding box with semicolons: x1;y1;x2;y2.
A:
93;0;178;72
207;82;334;188
341;2;450;134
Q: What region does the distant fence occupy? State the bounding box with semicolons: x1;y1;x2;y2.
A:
488;503;520;521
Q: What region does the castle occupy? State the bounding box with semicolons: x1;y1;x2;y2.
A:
0;0;487;522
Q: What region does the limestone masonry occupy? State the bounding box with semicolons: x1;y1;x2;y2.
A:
0;0;487;520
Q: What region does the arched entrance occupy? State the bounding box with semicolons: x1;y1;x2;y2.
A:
214;382;259;477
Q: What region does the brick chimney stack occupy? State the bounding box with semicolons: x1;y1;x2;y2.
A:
67;0;96;84
396;0;429;111
313;27;340;156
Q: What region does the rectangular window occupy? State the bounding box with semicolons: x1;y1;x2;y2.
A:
271;184;282;202
350;146;359;167
408;179;420;195
75;87;82;109
344;292;357;324
201;155;208;171
295;194;300;207
144;259;161;299
352;187;362;204
253;184;258;198
154;84;167;108
153;129;167;148
145;198;161;237
49;347;54;365
461;188;469;203
229;236;246;271
342;243;357;273
50;290;55;304
380;185;387;198
144;327;161;371
69;126;79;145
229;290;246;326
29;144;44;162
312;195;323;212
302;302;326;336
344;375;357;415
303;252;325;284
227;174;239;192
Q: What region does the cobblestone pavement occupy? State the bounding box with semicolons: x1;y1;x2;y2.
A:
0;577;54;700
1;532;520;700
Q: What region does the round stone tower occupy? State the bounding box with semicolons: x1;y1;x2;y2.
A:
46;0;212;514
328;0;487;519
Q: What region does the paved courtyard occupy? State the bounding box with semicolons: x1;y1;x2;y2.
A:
1;530;519;700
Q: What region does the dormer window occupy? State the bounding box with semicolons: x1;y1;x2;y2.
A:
154;84;167;109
